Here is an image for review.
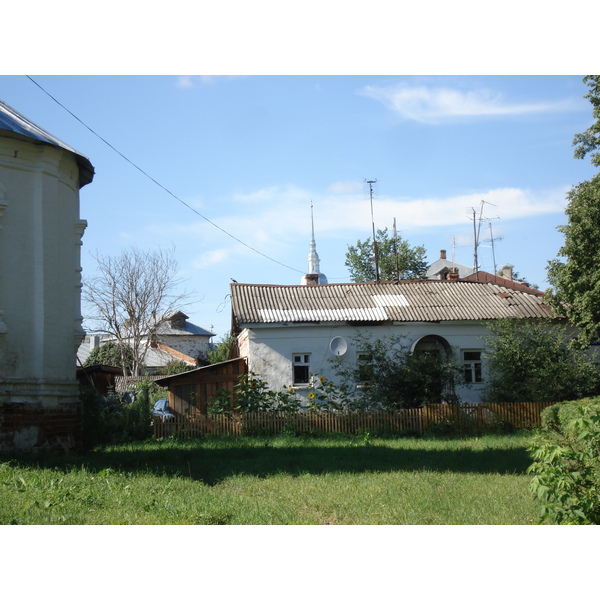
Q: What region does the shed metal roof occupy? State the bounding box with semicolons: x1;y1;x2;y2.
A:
231;280;554;327
0;99;94;187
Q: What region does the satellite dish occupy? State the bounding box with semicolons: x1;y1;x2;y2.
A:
329;336;348;356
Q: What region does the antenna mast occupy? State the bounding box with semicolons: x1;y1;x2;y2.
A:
472;207;479;279
367;179;379;282
393;217;400;280
469;200;498;281
487;222;503;275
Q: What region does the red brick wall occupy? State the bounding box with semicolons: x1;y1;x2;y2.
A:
0;402;83;453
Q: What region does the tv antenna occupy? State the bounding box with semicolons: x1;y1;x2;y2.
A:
468;200;499;279
366;179;379;282
393;217;400;281
485;222;504;275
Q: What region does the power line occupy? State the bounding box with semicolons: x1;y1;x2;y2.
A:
26;75;304;274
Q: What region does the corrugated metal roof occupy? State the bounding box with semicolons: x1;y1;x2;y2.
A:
231;280;554;326
0;99;94;187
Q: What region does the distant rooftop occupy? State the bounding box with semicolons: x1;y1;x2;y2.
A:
426;249;474;280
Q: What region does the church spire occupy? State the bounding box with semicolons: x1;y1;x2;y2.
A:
301;201;328;285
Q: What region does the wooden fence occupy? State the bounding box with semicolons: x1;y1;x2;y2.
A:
152;401;556;439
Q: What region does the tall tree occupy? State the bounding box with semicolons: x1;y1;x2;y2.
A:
82;247;190;376
572;75;600;167
547;76;600;347
345;227;428;282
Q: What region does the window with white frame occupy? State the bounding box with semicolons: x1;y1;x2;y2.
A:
292;353;311;385
462;350;483;384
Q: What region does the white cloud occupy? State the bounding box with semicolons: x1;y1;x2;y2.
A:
175;75;247;88
363;187;567;229
192;248;232;269
175;76;195;89
327;181;364;194
360;84;577;124
232;185;308;205
148;184;568;277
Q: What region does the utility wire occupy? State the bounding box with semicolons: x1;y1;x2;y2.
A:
26;75;304;274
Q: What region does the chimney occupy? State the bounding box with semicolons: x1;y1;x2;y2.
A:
305;273;319;286
448;267;459;281
501;265;513;281
440;249;447;260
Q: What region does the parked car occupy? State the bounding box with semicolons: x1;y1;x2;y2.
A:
152;398;175;422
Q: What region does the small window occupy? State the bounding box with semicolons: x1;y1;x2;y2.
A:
292;353;311;385
357;351;373;382
463;350;483;384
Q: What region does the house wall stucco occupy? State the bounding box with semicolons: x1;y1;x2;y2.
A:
157;334;212;360
0;135;88;452
238;321;493;404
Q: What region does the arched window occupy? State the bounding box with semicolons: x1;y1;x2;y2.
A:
411;335;451;359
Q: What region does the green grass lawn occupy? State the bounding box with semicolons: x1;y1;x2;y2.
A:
0;432;542;525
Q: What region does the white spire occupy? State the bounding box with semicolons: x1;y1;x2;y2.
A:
301;201;328;285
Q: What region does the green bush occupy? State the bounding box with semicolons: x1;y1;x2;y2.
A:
83;341;134;373
153;360;196;376
483;319;600;403
81;386;124;448
306;375;346;411
206;374;303;416
81;378;154;448
331;333;462;409
206;334;236;364
528;397;600;524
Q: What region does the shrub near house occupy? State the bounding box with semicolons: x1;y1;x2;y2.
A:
528;397;600;524
483;319;600;403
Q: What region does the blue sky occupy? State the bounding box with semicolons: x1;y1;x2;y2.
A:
1;74;597;338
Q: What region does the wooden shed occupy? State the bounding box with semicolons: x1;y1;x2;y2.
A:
77;365;123;396
154;358;247;416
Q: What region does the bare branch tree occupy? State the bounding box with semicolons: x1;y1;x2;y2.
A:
82;246;191;376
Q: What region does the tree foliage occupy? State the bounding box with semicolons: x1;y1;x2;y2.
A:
83;341;134;372
546;173;600;347
572;75;600;167
206;334;236;364
345;228;428;282
331;334;461;409
82;247;189;376
546;77;600;347
153;360;196;376
482;319;600;403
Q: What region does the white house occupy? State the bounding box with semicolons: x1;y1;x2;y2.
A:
426;249;475;280
229;279;554;405
77;311;215;372
0;100;94;452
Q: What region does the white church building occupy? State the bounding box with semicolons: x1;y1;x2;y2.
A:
0;100;93;452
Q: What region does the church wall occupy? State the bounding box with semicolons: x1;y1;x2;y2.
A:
0;134;89;453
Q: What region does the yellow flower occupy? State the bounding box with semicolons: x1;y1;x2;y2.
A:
308;392;316;399
319;376;326;383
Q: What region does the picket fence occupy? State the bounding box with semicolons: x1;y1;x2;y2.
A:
152;401;555;439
